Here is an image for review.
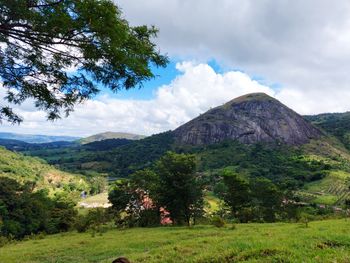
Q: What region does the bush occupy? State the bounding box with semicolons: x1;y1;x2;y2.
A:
74;208;112;233
138;209;160;227
0;236;11;248
75;215;91;233
211;216;226;228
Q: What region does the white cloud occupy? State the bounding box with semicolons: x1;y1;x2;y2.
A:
3;61;350;137
0;62;275;137
116;0;350;108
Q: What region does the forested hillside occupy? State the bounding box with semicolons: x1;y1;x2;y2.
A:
0;147;89;197
305;112;350;150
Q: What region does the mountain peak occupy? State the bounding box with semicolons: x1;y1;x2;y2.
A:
174;93;321;146
222;93;278;108
231;92;275;102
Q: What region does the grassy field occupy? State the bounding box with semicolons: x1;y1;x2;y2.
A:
301;170;350;205
1;219;350;262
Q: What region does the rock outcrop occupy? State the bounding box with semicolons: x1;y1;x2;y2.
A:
173;93;321;146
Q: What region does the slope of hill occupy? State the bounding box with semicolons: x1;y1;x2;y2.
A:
174;93;321;145
0;147;89;196
305;112;350;150
80;132;146;144
0;132;79;143
1;219;350;262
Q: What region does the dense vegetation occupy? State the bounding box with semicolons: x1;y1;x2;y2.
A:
0;178;76;239
17;132;175;177
109;152;204;227
0;147;89;196
305;112;350;150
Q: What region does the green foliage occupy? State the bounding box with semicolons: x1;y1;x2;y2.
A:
306;112;350;150
0;177;77;239
108;179;134;212
154;152;204;226
211;216;226;228
218;169;250;216
87;176;107;195
109;152;204;227
0;147;89;199
192;141;330;189
74;208;111;233
0;0;168;123
216;169;284;222
26;131;174;177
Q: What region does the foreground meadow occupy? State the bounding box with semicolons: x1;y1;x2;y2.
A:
1;219;350;263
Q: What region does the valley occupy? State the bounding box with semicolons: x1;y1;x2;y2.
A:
2;93;350;262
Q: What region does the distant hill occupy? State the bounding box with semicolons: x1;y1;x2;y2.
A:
80;131;146;144
0;138;77;151
0;132;80;143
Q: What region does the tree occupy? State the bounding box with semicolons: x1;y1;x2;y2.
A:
0;0;168;123
0;177;77;238
155;152;204;226
219;169;251;218
108;179;133;213
249;177;283;222
109;177;158;227
108;153;204;227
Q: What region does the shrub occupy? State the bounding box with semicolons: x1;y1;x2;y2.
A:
0;236;11;248
211;216;226;228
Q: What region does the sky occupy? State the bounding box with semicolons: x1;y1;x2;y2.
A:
2;0;350;137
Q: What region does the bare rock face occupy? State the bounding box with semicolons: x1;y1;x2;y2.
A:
173;93;322;146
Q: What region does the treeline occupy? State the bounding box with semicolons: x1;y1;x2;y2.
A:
20;133;331;187
107;151;305;228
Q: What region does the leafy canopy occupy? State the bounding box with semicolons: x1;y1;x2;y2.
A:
108;152;204;226
0;0;168;123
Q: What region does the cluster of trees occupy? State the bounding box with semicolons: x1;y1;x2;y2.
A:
214;169;289;222
194;141;330;189
108;151;301;226
0;178;77;239
109;152;204;226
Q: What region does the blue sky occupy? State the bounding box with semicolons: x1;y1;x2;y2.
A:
96;61;180;101
96;59;239;101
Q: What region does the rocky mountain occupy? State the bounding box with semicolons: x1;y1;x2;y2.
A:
174;93;322;145
80;132;146;144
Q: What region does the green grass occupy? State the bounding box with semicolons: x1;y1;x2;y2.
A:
2;219;350;262
80;192;109;205
312;195;339;205
204;192;220;213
